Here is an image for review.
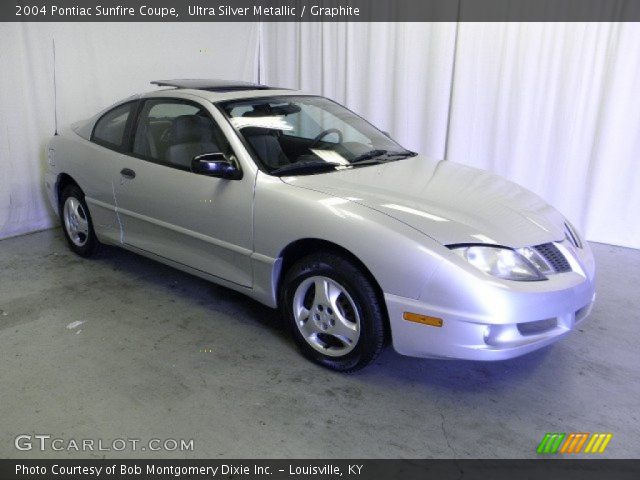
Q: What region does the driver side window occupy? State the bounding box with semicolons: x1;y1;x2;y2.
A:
132;99;232;170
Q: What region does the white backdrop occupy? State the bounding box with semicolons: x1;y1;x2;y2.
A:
260;22;457;160
0;22;258;239
261;22;640;250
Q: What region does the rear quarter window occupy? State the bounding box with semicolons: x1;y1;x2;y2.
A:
92;102;136;150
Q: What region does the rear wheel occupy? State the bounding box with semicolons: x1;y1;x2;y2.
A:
60;184;98;257
281;253;385;372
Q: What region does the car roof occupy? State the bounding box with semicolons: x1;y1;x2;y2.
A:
150;79;276;91
147;79;306;103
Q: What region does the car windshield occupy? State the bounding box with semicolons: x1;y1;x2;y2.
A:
220;95;415;175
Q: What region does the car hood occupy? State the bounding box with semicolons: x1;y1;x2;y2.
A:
281;155;566;247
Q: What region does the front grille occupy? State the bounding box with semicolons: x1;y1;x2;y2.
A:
534;243;571;273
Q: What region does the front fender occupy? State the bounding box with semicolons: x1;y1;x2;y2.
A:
253;172;451;302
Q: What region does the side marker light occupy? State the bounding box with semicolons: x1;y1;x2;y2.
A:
403;312;443;327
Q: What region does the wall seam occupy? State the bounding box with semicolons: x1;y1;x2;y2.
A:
443;2;462;161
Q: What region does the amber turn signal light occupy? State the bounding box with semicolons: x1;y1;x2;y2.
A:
403;312;443;327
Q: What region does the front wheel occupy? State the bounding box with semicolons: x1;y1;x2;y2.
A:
281;253;386;372
60;184;98;257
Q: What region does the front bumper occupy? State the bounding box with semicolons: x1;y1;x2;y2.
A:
386;242;596;361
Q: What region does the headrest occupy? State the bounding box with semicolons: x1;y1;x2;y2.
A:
170;115;213;144
242;106;271;117
242;126;275;137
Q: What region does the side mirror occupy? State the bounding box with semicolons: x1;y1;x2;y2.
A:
191;153;242;180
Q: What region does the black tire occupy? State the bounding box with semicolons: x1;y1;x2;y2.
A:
59;184;99;257
281;252;386;372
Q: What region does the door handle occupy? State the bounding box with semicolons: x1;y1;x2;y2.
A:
120;168;136;179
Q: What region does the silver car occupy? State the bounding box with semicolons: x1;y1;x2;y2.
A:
45;79;596;371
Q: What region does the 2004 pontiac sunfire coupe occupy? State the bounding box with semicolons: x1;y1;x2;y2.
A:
45;79;596;371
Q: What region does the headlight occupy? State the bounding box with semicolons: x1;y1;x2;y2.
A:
452;246;546;281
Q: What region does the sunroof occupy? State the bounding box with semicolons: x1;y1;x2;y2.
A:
151;79;276;92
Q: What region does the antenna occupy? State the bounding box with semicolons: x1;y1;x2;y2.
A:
52;37;59;135
256;20;262;85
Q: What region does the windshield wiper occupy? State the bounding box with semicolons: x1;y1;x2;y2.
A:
350;149;388;163
272;150;418;175
387;150;417;158
271;161;344;176
350;149;417;164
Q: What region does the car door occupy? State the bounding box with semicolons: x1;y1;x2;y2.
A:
82;100;138;245
112;97;254;288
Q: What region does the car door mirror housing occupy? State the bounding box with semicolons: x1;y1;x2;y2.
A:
191;153;242;180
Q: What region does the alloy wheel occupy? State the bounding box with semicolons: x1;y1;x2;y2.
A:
63;196;89;247
292;275;361;357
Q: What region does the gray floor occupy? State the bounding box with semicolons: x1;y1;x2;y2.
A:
1;229;638;459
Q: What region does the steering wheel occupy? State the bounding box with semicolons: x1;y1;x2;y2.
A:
309;128;343;149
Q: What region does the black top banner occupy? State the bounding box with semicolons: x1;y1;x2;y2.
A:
2;459;640;480
5;0;640;22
